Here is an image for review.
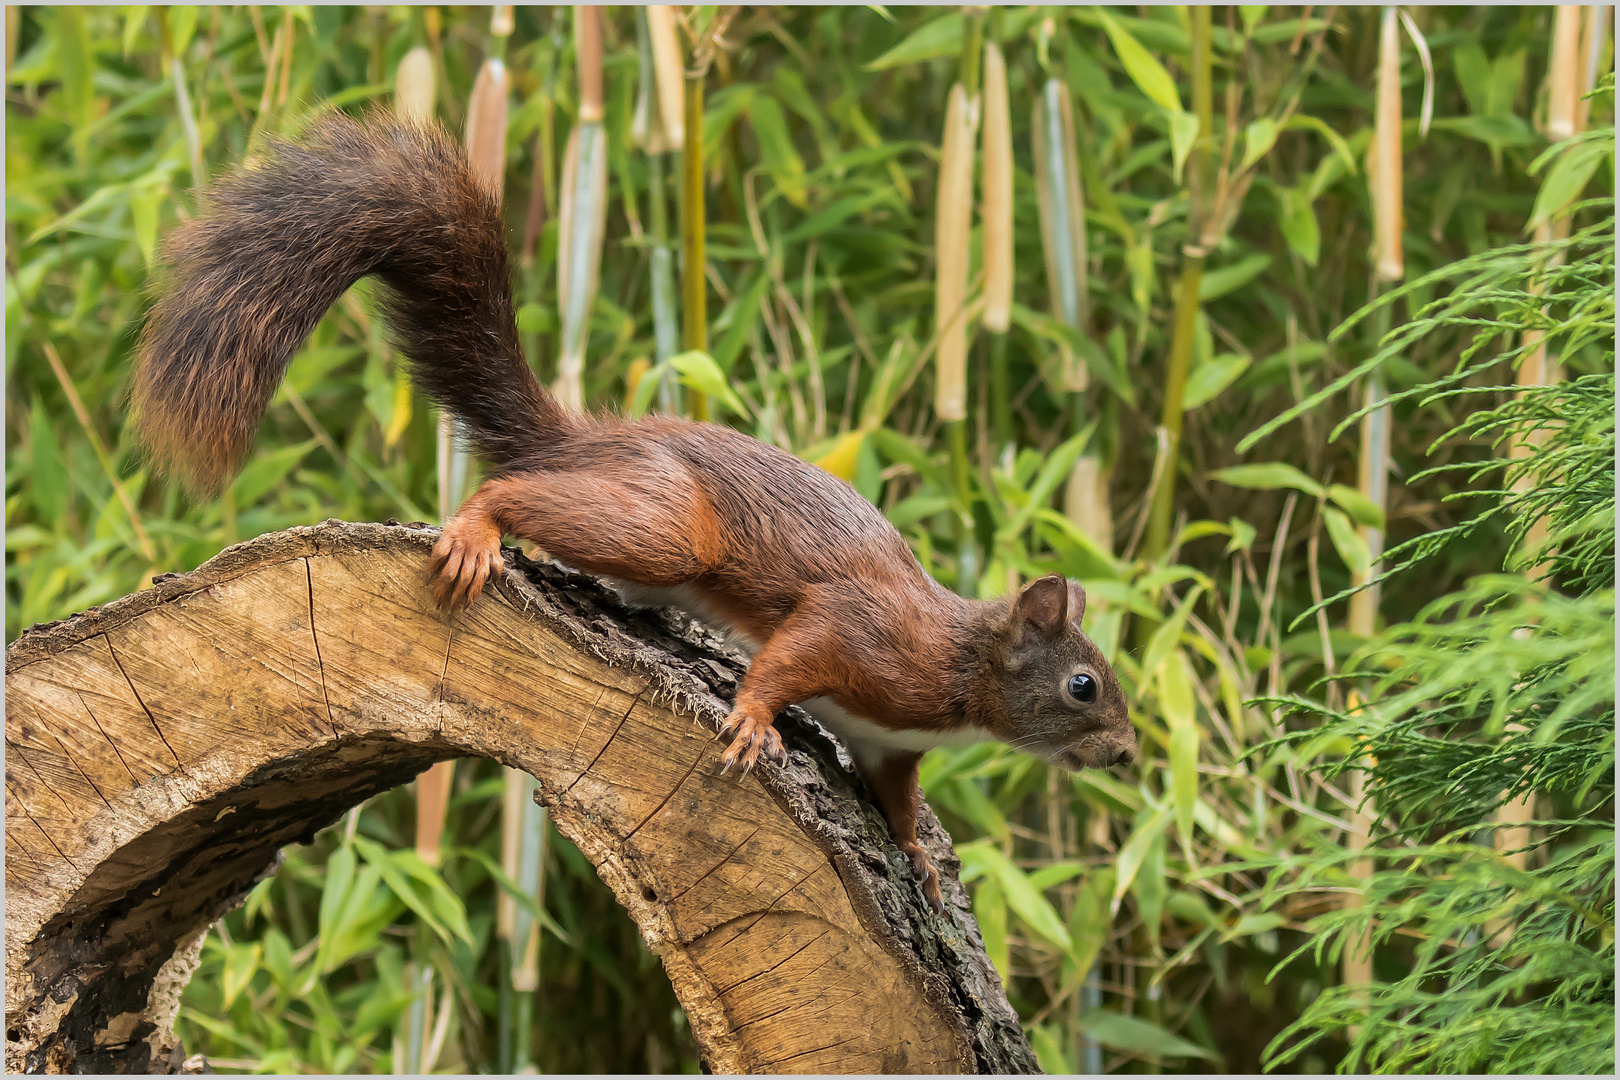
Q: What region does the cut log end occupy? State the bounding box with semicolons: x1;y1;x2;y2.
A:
5;521;1036;1075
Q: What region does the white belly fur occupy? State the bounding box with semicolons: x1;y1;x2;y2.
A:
603;579;992;770
800;696;993;772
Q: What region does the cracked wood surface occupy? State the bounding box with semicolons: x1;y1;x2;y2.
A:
4;520;1038;1075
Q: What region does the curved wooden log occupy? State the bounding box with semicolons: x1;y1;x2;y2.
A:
4;521;1037;1075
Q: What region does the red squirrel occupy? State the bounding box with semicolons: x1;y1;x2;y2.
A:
132;115;1136;911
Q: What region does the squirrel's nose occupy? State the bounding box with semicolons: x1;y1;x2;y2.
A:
1111;746;1135;767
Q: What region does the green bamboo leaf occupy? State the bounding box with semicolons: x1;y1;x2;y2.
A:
1433;113;1538;149
1452;42;1489;117
1111;806;1170;912
669;350;750;417
1241;117;1277;171
1322;505;1371;575
1157;649;1196;731
29;400;68;523
353;835;469;946
221;942;261;1010
702;82;756;161
1220;911;1287;944
1168;109;1199;184
1528;139;1608;232
1140;585;1204;687
868;425;948;490
964;842;1073;952
1209;462;1323;497
1327;483;1386;529
1283;114;1358;174
998;425;1092;543
711;271;771;371
130;182;166;266
628;358;668;418
229;438;317;506
1131;814;1168;946
863;12;962;70
748;94;808;208
1036;509;1126;581
388;848;477;947
781;190;897;244
317;842;357;944
1278;185;1321;266
1198;254;1271;301
1028;861;1086;892
1182;352;1249;409
1169;723;1199;845
1486;49;1527;116
1079;1010;1220;1061
54;8;95;158
947;775;1012;845
165;6;199;56
1009;305;1137;406
973;875;1009;976
1097;9;1183;112
122;6;149;57
1028;1025;1075;1075
1226;517;1258;554
1239;6;1268;34
1065;868;1114;988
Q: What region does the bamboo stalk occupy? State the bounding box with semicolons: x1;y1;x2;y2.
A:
681;65;710;420
6;6;18;75
1143;7;1211;562
1546;5;1584;141
1575;5;1609;133
520;16;563;379
1371;8;1404;285
981;41;1013;335
42;342;156;564
934;81;975;426
639;6;681;412
492;16;550;1033
1343;4;1408;1009
394;45;435;124
1488;5;1595;917
419;14;508;876
555;5;608;413
646;5;685;150
465;57;510;200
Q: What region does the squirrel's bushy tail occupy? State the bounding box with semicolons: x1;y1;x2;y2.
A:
133;113;573;495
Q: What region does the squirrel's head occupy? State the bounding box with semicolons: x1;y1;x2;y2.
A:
982;575;1135;771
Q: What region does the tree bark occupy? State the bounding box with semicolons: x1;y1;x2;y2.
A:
5;520;1037;1075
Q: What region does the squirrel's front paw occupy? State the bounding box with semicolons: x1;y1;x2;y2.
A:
718;708;787;776
428;519;504;611
902;843;946;915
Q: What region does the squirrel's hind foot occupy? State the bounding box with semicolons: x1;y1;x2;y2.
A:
901;843;946;914
428;516;505;610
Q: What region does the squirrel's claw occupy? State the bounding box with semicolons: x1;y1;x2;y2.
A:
902;843;946;915
719;709;783;776
429;520;503;612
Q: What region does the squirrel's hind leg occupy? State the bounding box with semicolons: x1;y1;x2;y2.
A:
428;465;723;610
856;751;944;913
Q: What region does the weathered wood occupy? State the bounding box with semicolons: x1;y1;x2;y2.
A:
5;520;1037;1075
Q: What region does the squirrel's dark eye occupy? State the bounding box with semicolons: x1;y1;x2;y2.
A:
1067;673;1097;704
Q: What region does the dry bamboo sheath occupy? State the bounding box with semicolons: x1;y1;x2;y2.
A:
1342;2;1406;1001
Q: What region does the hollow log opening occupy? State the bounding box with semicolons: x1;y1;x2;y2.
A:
5;521;1038;1075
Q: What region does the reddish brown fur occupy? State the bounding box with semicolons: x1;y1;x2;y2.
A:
138;115;1137;916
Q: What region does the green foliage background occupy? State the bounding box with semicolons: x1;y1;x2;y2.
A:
6;5;1612;1074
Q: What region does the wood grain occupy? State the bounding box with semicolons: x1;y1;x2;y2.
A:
4;521;1036;1074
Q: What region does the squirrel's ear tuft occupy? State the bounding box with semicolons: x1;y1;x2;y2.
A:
1012;574;1068;644
1067;581;1087;626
